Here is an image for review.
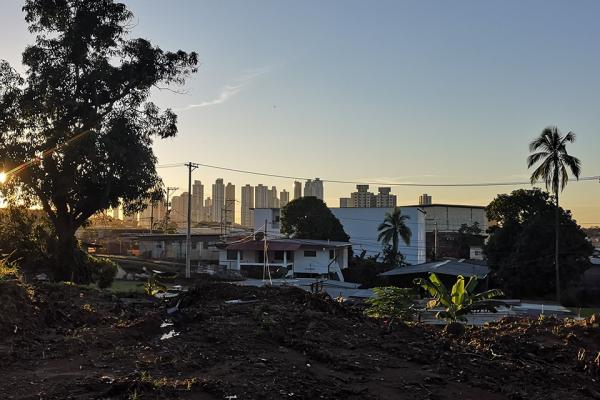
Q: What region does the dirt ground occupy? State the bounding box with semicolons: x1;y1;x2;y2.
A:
1;279;600;400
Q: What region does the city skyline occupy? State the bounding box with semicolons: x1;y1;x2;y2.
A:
1;1;599;225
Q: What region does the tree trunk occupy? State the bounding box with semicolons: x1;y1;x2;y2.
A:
54;219;89;283
555;191;560;303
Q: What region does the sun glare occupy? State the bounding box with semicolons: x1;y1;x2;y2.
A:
0;172;7;184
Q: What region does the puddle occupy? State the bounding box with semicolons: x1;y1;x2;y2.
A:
160;330;180;340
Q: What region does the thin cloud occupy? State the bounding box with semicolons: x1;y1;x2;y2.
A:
179;66;271;111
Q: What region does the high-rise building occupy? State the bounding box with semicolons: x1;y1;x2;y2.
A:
241;184;254;228
140;200;166;229
212;179;225;223
112;206;120;220
192;180;204;223
375;187;397;208
293;181;302;200
351;184;375;208
304;178;324;200
170;192;189;225
204;197;212;222
225;183;235;225
419;193;432;206
255;184;269;208
280;189;290;208
268;186;279;208
339;198;352;208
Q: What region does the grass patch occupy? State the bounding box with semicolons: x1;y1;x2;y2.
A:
568;307;600;318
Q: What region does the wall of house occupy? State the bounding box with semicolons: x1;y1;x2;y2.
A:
139;239;219;262
253;208;282;236
330;206;426;265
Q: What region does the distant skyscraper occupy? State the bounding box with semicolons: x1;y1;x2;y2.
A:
419;193;432;206
339;198;352;208
225;183;235;225
255;184;269;208
140;199;166;229
375;187;397;208
304;178;324;200
204;197;212;222
112;206;119;220
192;180;204;223
212;179;225;223
241;184;254;228
280;189;289;208
268;186;279;208
293;181;302;200
351;185;375;208
171;192;189;225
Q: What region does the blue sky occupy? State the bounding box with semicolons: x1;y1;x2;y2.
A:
1;0;599;224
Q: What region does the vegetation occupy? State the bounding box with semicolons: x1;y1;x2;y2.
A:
485;189;593;299
414;273;505;323
0;257;21;282
377;207;411;265
86;256;118;289
281;197;350;241
527;126;581;301
0;0;198;283
365;286;416;327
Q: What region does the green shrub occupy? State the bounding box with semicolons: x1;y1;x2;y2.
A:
365;286;416;326
0;257;21;282
86;255;118;288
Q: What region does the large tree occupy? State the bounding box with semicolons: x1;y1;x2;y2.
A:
485;189;592;299
0;1;198;281
280;197;350;242
377;207;411;265
527;126;581;301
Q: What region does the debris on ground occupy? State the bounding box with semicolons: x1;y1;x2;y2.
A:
0;279;599;399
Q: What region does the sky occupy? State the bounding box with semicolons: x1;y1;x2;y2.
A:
1;0;599;225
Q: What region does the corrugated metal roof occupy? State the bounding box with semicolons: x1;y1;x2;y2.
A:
225;238;351;251
380;260;489;279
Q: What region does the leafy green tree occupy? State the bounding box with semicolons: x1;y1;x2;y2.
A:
527;126;581;301
414;273;504;323
0;1;198;281
377;207;411;265
485;189;593;298
281;197;350;241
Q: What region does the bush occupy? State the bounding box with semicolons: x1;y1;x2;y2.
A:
365;286;416;326
0;258;21;282
85;255;118;288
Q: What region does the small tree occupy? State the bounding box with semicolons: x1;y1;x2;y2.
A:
281;197;349;241
414;273;505;324
377;208;411;265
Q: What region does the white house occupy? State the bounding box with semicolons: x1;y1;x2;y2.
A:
252;206;427;265
219;238;351;280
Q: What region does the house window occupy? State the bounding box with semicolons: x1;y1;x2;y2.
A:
274;251;284;260
304;250;317;257
227;250;242;260
203;241;209;249
192;241;197;250
329;250;335;259
155;243;162;249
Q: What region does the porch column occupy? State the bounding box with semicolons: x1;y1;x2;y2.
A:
236;250;241;270
283;250;287;269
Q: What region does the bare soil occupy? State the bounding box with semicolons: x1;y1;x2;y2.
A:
1;279;599;399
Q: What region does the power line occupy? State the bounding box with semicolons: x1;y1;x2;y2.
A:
156;161;600;188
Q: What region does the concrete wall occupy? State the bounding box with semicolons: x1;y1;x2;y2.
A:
330;206;426;265
422;205;488;232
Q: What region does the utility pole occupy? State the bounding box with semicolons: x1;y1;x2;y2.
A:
165;186;178;231
185;162;199;278
434;222;438;261
149;200;154;234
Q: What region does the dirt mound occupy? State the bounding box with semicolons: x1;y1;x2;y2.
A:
1;282;599;399
0;280;39;336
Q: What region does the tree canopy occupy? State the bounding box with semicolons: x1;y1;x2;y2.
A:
0;0;198;281
485;189;593;298
280;197;350;242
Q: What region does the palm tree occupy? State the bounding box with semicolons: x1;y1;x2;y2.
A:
527;126;581;301
377;207;411;265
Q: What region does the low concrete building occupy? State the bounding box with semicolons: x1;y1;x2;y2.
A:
219;238;351;280
137;233;220;263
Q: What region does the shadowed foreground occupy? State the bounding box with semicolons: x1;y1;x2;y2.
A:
0;280;599;399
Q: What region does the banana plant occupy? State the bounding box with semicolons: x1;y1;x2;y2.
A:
414;273;505;322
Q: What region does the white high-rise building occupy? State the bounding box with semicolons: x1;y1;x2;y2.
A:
255;184;269;209
304;178;324;200
241;184;254;228
280;189;290;208
204;197;212;222
192;180;204;223
351;185;375;208
225;183;235;225
375;187;397;208
140;200;166;229
268;186;279;208
212;179;225;223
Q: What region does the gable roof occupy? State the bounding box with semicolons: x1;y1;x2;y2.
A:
380;259;489;279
